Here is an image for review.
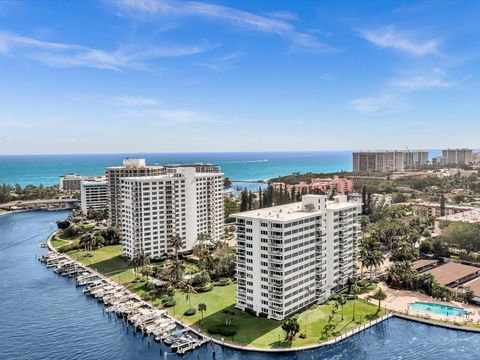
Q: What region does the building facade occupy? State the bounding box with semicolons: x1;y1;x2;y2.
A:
80;180;109;214
120;165;224;259
233;195;361;320
272;176;353;196
442;149;473;165
106;159;164;226
410;202;475;218
59;174;105;192
353;150;429;173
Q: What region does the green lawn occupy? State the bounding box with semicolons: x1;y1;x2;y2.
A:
165;283;385;348
68;245;386;349
51;239;69;250
82;223;95;231
68;245;136;283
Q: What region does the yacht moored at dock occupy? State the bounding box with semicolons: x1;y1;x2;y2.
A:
39;251;209;355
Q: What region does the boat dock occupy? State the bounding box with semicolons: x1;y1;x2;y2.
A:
39;252;209;356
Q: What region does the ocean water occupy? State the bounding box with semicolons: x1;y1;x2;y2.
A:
1;211;480;360
0;152;352;186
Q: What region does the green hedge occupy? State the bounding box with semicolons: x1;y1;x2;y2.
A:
163;299;176;308
184;308;196;316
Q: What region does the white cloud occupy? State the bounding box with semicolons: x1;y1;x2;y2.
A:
351;94;409;113
391;70;457;90
112;0;334;53
360;26;440;56
0;30;214;70
103;96;159;106
265;10;299;21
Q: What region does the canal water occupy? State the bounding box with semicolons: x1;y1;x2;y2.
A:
0;211;479;360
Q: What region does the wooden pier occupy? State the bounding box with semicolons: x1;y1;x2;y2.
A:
39;251;209;355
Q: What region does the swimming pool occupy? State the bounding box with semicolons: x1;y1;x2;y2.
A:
409;302;468;317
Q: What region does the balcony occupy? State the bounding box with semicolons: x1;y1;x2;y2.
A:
270;304;283;312
268;278;283;286
268;264;283;271
269;288;283;296
268;248;282;255
269;272;283;280
269;257;283;264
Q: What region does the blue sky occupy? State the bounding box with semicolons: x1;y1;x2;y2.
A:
1;0;479;154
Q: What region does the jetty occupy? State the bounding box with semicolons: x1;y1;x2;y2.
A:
39;252;209;355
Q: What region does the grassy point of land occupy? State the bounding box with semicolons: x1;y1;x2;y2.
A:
167;285;385;348
51;239;69;250
68;245;386;348
68;245;136;283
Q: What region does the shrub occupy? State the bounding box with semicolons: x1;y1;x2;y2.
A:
195;283;213;293
192;271;211;287
58;239;81;253
207;325;237;337
62;225;79;238
299;333;307;339
163;299;176;308
213;277;232;286
184;308;196;316
222;309;235;316
258;312;268;318
56;219;71;230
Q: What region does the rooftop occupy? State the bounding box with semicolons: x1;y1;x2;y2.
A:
412;259;438;271
425;262;480;286
409;202;475;210
436;208;480;224
463;277;480;296
232;197;359;221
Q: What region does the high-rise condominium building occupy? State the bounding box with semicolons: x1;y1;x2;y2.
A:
233;195;361;320
81;180;108;214
442;149;473;165
352;150;429;173
120;165;224;259
59;174;105;192
106;159;164;226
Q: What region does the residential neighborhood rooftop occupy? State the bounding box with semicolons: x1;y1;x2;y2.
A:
437;208;480;224
425;262;480;286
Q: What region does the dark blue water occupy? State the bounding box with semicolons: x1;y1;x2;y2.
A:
0;152;352;186
1;211;479;360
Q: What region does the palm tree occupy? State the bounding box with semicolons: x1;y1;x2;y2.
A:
79;233;94;254
170;259;186;284
129;251;150;280
169;233;183;261
336;294;346;321
304;287;314;335
198;303;207;325
369;250;384;282
351;282;360;321
390;237;417;262
129;254;140;278
360;237;384;283
371;288;387;312
140;265;153;282
181;278;197;311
